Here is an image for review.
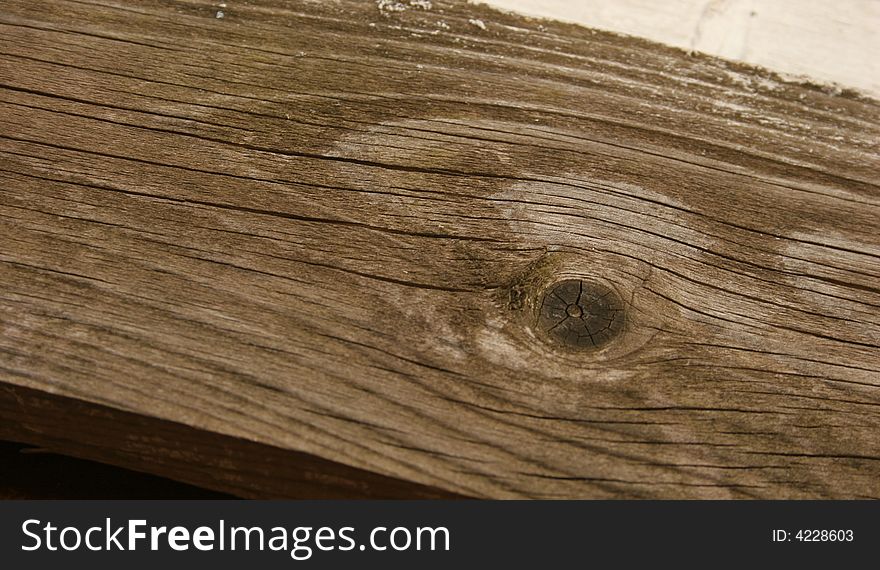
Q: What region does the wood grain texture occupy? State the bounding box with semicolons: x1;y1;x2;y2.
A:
0;0;878;499
0;383;458;498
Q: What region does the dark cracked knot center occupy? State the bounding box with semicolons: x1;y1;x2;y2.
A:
537;278;625;350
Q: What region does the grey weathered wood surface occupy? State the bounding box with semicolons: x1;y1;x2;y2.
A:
1;0;878;498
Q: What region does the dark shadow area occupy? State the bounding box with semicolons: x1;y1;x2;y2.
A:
0;441;232;499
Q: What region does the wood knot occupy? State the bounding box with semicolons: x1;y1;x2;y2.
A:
537;278;624;350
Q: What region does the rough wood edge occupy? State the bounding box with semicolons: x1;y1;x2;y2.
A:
0;384;463;499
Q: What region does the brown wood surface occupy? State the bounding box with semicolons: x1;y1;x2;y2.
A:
0;383;457;498
0;0;878;499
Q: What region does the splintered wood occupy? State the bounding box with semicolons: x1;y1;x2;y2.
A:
0;0;878;498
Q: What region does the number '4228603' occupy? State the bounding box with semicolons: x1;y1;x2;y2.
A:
795;530;853;542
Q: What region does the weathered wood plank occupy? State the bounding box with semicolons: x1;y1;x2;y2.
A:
0;383;457;498
1;0;878;498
